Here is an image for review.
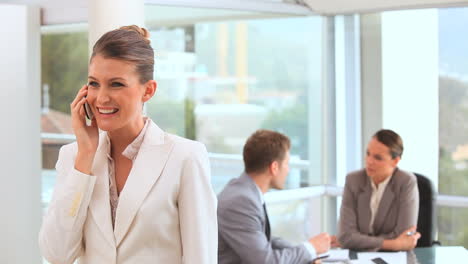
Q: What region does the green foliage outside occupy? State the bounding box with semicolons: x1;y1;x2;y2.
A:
145;98;196;139
260;96;311;187
438;76;468;248
41;32;88;113
261;102;308;160
438;148;468;247
146;98;184;135
260;88;309;160
41;31;196;139
184;99;197;140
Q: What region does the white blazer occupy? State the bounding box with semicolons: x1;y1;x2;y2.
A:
39;121;218;264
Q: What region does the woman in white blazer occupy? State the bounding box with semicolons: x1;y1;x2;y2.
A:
39;25;218;264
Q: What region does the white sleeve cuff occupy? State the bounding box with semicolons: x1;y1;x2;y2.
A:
303;241;317;260
72;167;93;178
65;169;96;218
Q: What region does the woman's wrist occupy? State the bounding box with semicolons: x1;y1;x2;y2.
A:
382;238;399;251
75;151;96;175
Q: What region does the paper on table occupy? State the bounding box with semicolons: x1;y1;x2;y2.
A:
357;252;407;264
322;249;350;263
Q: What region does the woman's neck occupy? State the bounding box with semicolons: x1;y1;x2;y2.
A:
108;117;145;155
372;175;388;186
372;169;395;186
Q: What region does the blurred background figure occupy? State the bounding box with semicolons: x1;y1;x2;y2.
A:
218;129;330;264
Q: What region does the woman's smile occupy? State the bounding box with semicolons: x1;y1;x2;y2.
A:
97;107;119;115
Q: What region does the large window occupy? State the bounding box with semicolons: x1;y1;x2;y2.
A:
40;6;324;242
40;25;88;212
144;5;323;191
333;8;468;248
438;7;468;247
144;5;324;240
39;4;468;252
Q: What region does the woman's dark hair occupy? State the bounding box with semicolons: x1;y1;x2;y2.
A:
91;25;154;84
373;129;404;159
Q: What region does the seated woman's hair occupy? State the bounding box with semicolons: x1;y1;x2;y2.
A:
91;25;154;84
373;129;403;159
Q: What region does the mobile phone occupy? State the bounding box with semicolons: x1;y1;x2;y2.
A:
84;101;94;120
371;257;389;264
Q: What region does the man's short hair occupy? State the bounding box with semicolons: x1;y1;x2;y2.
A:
243;129;291;174
373;129;404;159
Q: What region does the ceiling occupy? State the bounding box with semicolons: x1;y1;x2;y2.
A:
301;0;468;14
1;0;467;25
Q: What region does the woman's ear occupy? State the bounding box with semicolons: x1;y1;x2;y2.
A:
142;80;157;102
392;156;401;167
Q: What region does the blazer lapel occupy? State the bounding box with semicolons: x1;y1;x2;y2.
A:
357;178;372;235
373;181;395;234
114;122;174;247
241;173;267;236
88;133;115;248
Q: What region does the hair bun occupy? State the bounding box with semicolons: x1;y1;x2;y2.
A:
120;25;151;44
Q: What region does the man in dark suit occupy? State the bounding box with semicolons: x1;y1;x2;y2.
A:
217;130;330;264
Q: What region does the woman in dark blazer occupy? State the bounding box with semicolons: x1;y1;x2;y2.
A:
337;129;421;251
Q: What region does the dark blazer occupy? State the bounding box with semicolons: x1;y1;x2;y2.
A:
338;168;419;251
217;173;313;264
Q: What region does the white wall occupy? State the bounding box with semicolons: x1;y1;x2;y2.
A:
381;9;439;187
361;13;384;153
361;9;439;187
335;15;362;187
88;0;145;53
0;4;42;263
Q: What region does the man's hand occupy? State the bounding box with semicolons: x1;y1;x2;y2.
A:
308;232;331;254
330;235;341;248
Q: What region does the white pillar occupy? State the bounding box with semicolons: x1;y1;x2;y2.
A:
88;0;145;54
361;10;439;188
0;4;41;263
361;13;383;152
334;15;362;187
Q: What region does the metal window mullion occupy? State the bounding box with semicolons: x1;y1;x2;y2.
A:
320;15;337;234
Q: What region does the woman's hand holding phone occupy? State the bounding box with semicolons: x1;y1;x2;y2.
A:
71;85;99;175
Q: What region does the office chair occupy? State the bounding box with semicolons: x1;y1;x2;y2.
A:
413;172;439;247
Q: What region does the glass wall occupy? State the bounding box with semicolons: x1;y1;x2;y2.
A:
40;25;88;213
438;7;468;247
334;7;468;248
39;6;324;242
144;5;323;191
143;5;324;240
39;3;468;252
